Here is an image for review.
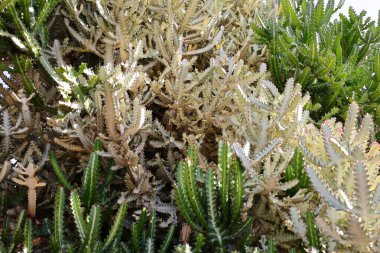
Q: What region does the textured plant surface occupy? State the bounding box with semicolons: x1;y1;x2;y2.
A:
0;0;379;252
293;102;380;252
175;142;252;252
252;0;380;138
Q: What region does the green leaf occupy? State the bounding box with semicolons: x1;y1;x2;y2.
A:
193;233;205;253
205;169;224;249
8;210;26;253
37;26;48;48
133;209;148;248
148;211;156;238
267;238;276;253
20;0;31;24
1;217;10;246
182;148;207;227
278;35;299;66
284;148;310;196
49;152;73;190
269;54;283;87
306;211;320;249
23;219;32;253
103;202;127;250
38;54;66;89
158;224;175;253
70;190;87;242
318;107;339;124
374;54;380;82
131;222;140;252
298;66;311;86
0;191;8;215
137;209;147;234
357;40;371;63
33;0;60;32
309;41;318;66
315;54;336;77
313;0;325;28
333;33;343;65
250;0;380;140
81;140;102;210
13;54;44;107
282;0;302;28
175;144;254;251
52;188;65;252
230;217;253;239
9;5;40;57
218;141;231;224
120;242;129;253
231;158;244;225
174;166;204;232
83;205;101;250
0;0;14;12
0;244;6;253
146;211;156;253
251;20;271;41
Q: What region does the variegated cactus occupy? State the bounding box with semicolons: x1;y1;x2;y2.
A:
232;78;312;242
298;103;380;252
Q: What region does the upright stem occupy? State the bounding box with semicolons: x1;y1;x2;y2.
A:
28;188;37;218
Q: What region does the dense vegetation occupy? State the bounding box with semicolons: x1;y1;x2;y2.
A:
0;0;379;252
252;0;380;136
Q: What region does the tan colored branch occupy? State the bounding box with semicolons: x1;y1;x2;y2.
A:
104;84;119;141
12;163;46;218
0;161;11;182
54;137;85;152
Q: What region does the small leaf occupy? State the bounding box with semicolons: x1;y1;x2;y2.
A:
81;140;102;210
52;188;65;252
278;35;299;66
147;211;156;252
103;202;127;249
282;0;302;28
231;158;244;225
205;169;224;248
284;148;310;196
0;0;13;12
218;141;231;224
298;66;311;86
8;210;26;253
49;152;73;190
33;0;60;32
374;54;380;82
70;190;87;242
193;233;205;253
306;211;320;249
23;219;32;253
83;205;101;249
158;224;175;253
267;238;277;253
183;148;207;227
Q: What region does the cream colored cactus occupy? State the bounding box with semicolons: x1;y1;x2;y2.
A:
12;162;46;218
296;103;380;252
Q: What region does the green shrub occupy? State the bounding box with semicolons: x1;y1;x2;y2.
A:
252;0;380;137
175;142;252;252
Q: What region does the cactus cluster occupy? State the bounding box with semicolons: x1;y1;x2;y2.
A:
0;0;379;252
